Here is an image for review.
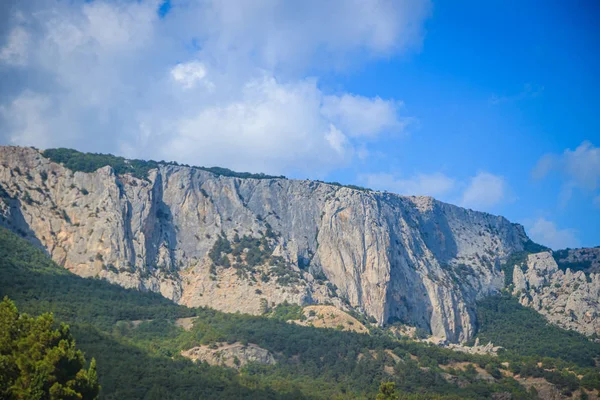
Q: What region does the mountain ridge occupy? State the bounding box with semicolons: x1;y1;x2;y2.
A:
0;145;588;344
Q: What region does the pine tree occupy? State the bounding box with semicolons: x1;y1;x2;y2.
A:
0;297;100;399
376;382;400;400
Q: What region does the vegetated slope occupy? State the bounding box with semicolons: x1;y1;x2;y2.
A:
0;226;563;400
0;227;283;399
474;294;600;367
553;247;600;274
0;145;533;343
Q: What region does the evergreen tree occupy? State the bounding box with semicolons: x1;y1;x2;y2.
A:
377;382;400;400
0;297;99;399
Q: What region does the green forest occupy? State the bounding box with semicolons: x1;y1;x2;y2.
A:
41;148;377;192
42;148;286;181
1;226;599;399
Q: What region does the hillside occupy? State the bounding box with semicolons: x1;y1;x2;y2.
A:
2;226;600;399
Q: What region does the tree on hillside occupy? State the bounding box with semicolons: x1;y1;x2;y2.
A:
377;382;400;400
0;297;99;399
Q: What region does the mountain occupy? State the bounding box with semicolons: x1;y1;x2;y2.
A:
0;146;595;344
2;224;599;399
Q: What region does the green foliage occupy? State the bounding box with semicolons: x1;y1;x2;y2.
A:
312;179;373;192
71;325;286;399
268;302;305;322
581;371;600;391
0;298;99;400
43;148;286;181
208;231;301;286
498;241;549;288
197;166;285;180
377;382;400;400
0;226;588;400
0;227;194;330
474;294;600;367
22;191;34;205
552;250;593;273
522;239;549;254
208;232;232;267
499;252;529;287
43;148;160;180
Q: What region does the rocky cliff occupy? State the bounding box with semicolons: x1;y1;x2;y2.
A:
0;146;533;342
512;252;600;337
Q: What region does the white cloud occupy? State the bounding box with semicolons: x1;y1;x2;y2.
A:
359;170;510;210
526;218;580;250
532;141;600;206
0;91;54;148
170;61;213;90
168;0;431;71
325;125;348;155
460;172;507;210
0;0;429;174
359;172;456;197
321;94;406;137
155;77;351;174
0;26;29;66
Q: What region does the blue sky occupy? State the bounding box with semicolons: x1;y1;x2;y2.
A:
0;0;598;248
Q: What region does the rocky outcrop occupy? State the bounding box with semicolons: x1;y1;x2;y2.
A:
446;338;502;356
291;305;369;334
512;252;600;337
0;146;531;342
181;342;276;369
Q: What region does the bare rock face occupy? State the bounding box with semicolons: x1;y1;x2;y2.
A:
0;146;531;342
512;252;600;337
181;343;276;369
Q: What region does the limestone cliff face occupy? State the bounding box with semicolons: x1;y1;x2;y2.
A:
512;252;600;337
0;146;530;342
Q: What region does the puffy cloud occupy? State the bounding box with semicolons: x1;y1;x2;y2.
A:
360;170;509;211
460;172;507;210
167;0;431;71
532;141;600;205
170;61;213;90
154;77;352;174
526;218;580;250
0;0;428;174
0;91;52;146
321;94;406;138
359;172;456;197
